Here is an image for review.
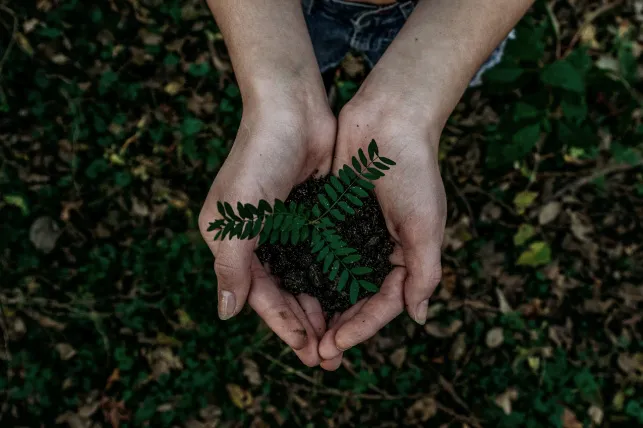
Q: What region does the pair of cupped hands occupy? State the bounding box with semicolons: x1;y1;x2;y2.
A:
198;81;447;370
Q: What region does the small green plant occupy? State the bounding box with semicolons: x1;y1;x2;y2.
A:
207;140;395;303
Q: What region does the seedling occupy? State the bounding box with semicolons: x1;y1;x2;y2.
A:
207;140;395;304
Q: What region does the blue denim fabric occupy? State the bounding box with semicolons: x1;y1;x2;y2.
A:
301;0;515;87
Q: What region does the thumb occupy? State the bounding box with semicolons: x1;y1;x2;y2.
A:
403;243;442;325
214;238;255;320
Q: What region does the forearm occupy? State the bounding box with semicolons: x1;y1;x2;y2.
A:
206;0;326;107
360;0;534;128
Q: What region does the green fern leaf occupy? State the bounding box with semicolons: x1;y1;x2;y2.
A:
357;179;375;190
258;199;272;213
224;202;240;221
317;246;329;262
379;156;396;166
270;227;280;244
363;172;379;180
241;221;253;239
282;215;293;231
335;247;356;256
300;225;310;242
368;139;378;160
359;280;378;292
350;186;369;198
318;194;330;209
330;209;345;221
344;166;358;180
338;270;349;291
273;214;284;228
339;169;350;185
325;184;338;202
262;215;273;235
291;227;300;245
221;222;234;240
312;204;321;217
352;157;362;173
288;201;297;213
213;229;222;240
345;193;363;207
320;217;334;228
343;254;361;264
330;176;344;192
232;222;243;239
217;201;227;219
280;229;289;244
274;199;287;213
258;227;270;245
237;202;250;219
374;161;389;170
245;203;258;216
349;279;359;304
351;266;372;275
329;261;340;281
251;217;263;238
323;252;334;273
358;148;368;166
338;201;355;215
368;167;384;178
311;239;324;253
207;219;225;232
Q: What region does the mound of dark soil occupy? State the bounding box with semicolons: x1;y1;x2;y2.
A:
256;176;394;314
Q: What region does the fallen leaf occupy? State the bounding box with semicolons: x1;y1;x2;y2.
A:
513;191;538;215
405;396;437;424
51;53;69;65
562;407;582;428
495;388;518;415
580;24;600;49
164;80;184;95
569;212;592;242
139;28;162;45
539;201;561;225
15;32;34;56
516;241;551;267
226;384;253;410
4;194;29;215
242;358;262;386
390;347;407;369
449;333;467;361
425;319;463;338
30;216;63;253
55;343;77;360
527;356;540;372
486;327;504;348
495;288;513;313
514;223;536;246
587;405;603;425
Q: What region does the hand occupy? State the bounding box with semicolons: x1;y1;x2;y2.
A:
318;92;447;370
198;92;336;367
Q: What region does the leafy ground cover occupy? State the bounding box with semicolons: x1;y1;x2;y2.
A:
1;0;642;427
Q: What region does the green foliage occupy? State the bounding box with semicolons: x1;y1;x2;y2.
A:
208;140;395;303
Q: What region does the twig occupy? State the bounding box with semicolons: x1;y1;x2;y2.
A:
445;167;478;237
547;160;643;202
563;0;624;57
545;0;561;58
438;375;472;413
258;351;408;401
463;185;518;217
0;5;18;78
435;401;484;428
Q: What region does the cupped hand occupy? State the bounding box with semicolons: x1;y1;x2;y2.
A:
198;93;336;367
318;96;447;370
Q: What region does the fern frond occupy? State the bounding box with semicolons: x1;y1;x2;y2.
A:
311;140;393;226
311;226;378;304
208;198;310;244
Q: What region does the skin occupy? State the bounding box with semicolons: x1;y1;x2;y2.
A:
200;0;534;369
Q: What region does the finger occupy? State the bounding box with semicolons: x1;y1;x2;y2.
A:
319;299;368;360
296;294;326;339
389;245;404;266
320;355;343;371
403;243;442;326
213;239;256;320
247;258;309;351
334;267;406;352
284;293;321;367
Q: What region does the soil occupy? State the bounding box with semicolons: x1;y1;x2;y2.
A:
256;176;394;314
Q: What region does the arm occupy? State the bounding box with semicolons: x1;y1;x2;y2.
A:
205;0;327;106
200;0;335;367
319;1;533;367
359;0;534;129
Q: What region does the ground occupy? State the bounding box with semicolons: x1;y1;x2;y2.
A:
1;0;642;427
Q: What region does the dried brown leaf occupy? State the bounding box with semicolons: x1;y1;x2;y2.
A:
424;319;463;338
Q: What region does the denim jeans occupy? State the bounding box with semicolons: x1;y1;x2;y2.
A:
301;0;515;87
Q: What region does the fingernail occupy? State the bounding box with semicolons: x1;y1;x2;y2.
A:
218;290;236;320
415;299;429;325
